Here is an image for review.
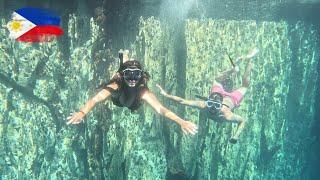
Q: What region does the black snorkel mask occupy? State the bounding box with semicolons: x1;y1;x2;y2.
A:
205;100;222;110
123;68;142;81
118;50;146;87
122;67;143;87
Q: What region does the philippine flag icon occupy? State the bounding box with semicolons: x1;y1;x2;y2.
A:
6;7;64;42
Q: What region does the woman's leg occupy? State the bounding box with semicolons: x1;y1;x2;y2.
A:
229;61;252;107
234;47;259;66
229;113;246;143
242;60;253;87
215;68;236;82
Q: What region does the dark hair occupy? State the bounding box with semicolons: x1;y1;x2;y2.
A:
97;60;150;91
209;92;223;102
118;60;142;72
223;78;233;92
116;60;150;86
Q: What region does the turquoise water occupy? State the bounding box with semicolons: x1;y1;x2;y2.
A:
0;0;319;179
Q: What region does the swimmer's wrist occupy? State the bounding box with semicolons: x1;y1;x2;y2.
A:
175;117;185;125
165;111;184;124
79;110;86;115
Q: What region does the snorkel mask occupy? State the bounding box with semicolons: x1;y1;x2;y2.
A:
122;67;142;87
205;93;223;114
118;50;146;88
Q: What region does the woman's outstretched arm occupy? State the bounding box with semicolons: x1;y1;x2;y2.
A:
156;84;205;109
67;83;118;124
141;90;198;135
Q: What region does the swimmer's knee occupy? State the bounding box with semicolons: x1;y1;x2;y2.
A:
242;77;250;87
235;87;247;95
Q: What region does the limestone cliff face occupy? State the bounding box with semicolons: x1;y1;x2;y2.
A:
0;14;318;180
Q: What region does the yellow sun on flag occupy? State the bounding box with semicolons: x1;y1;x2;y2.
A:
6;12;36;40
8;20;22;32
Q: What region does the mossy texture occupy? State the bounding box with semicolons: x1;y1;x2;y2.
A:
0;15;318;180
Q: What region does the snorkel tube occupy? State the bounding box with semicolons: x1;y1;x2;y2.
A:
195;95;207;101
226;53;235;68
119;49;124;70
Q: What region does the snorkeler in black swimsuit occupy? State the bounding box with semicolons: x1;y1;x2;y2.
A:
103;60;149;110
67;50;198;135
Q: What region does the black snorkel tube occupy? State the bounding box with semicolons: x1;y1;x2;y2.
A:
195;95;207;101
226;53;235;68
119;50;124;71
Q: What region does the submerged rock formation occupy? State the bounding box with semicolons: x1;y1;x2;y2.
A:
0;10;318;180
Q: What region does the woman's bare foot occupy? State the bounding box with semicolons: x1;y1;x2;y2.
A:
234;48;259;65
245;47;259;59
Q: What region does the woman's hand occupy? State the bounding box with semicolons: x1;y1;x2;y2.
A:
67;111;86;125
180;120;198;135
156;84;168;96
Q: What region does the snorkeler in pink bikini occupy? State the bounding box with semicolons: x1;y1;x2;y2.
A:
157;48;259;143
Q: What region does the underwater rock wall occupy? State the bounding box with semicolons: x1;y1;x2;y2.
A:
183;19;292;179
284;22;318;179
138;18;318;179
0;15;102;179
0;15;318;180
181;20;318;179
